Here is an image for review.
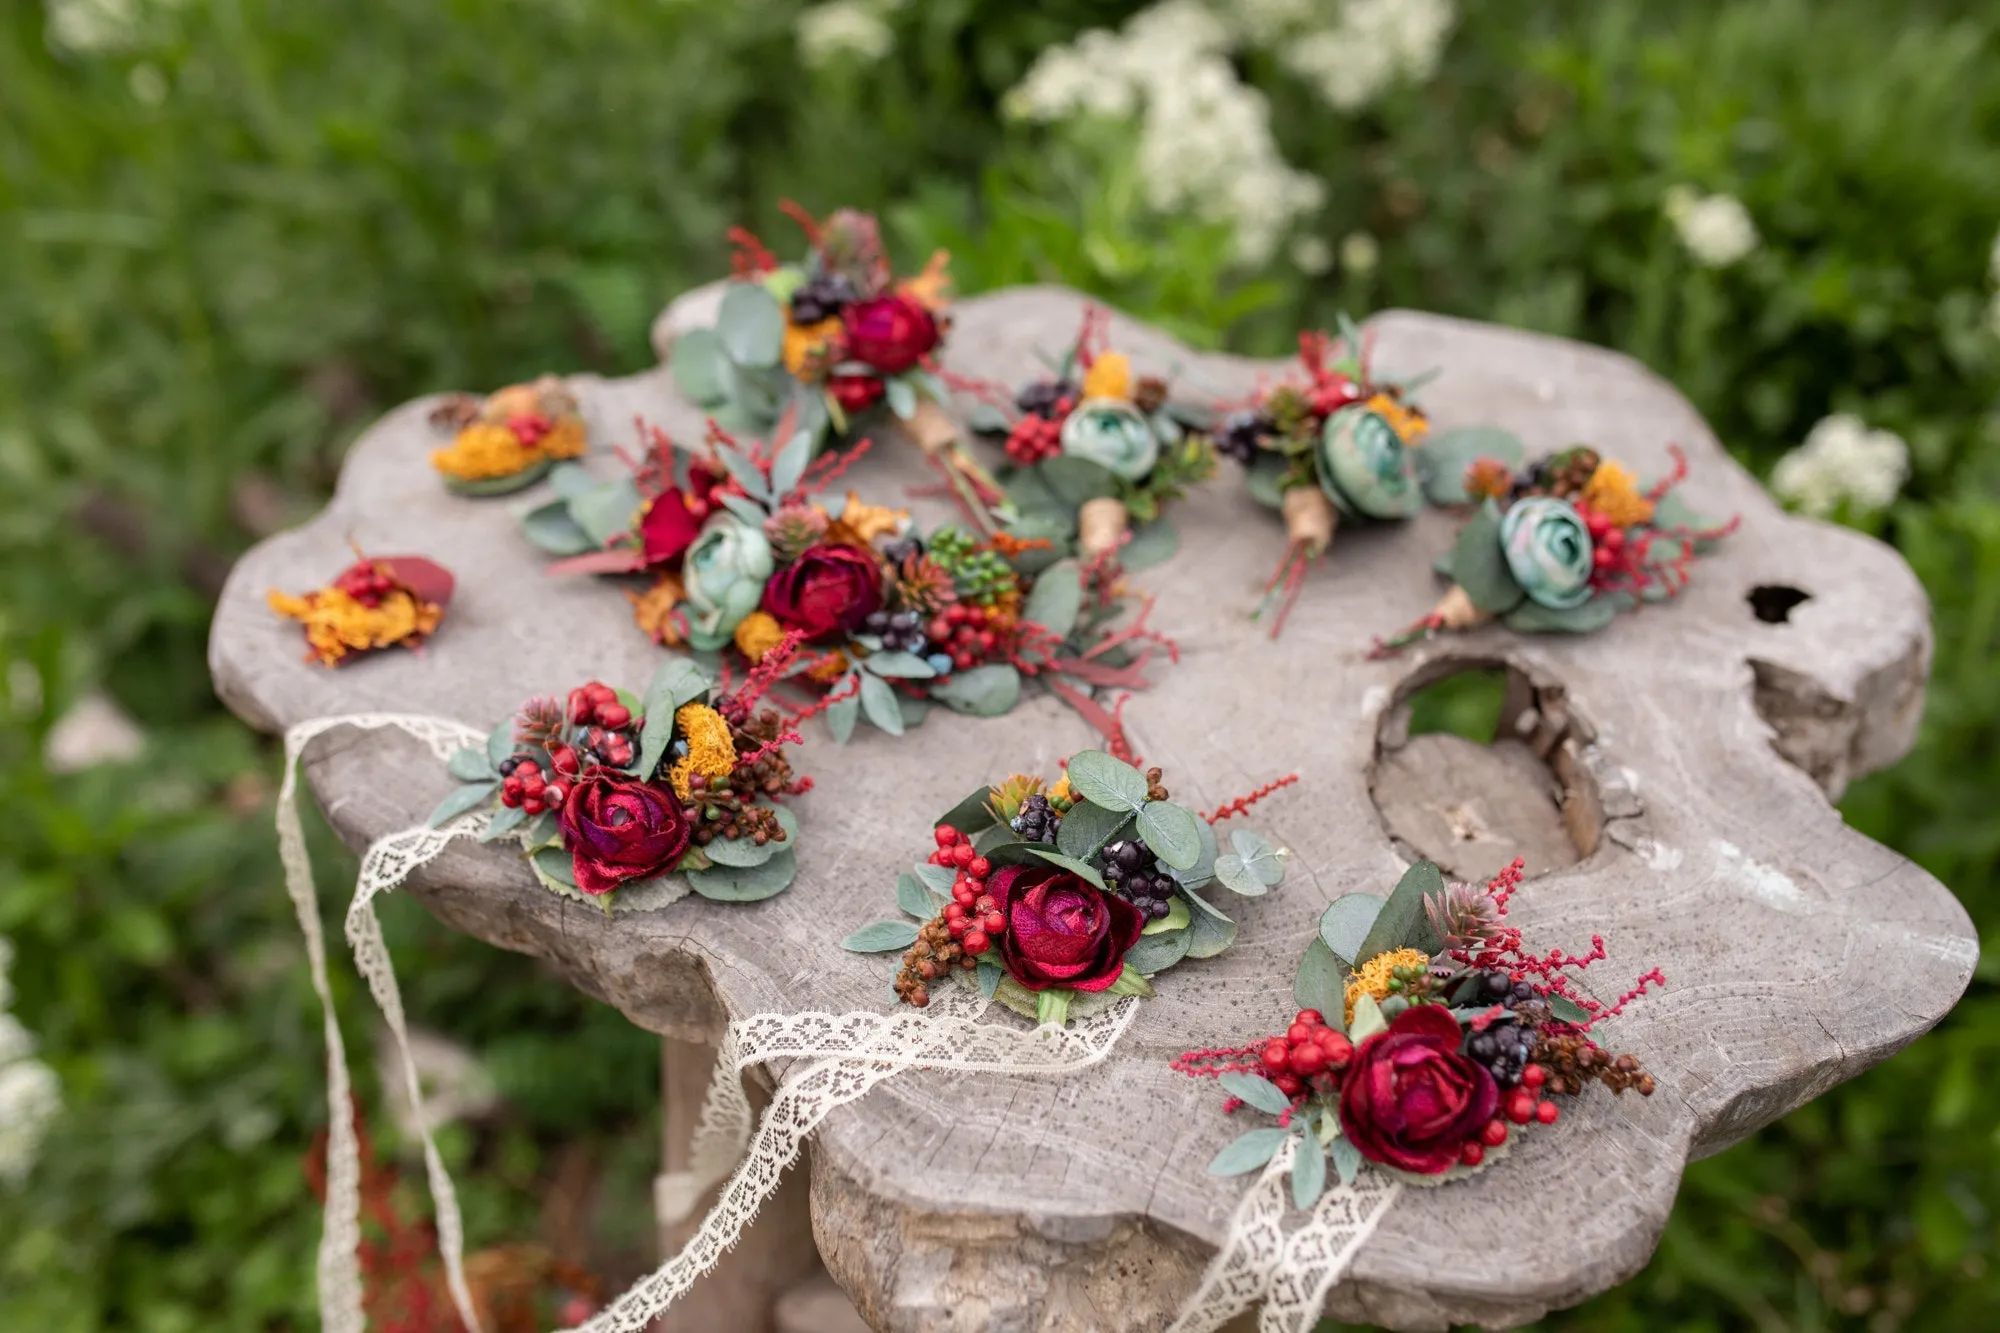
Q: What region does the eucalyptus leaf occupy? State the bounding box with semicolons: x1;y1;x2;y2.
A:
485;720;514;769
1417;426;1526;506
1119;519;1179;571
1065;750;1150;813
1106;965;1155;998
984;845;1109;891
826;673;861;745
1446;500;1527;616
1123;924;1192;974
889;873;934;919
427;782;496;828
1036;455;1118;507
929;665;1021;717
1056;800;1132;862
519;500;595;556
686;850;798;902
1231;829;1285;887
1319;892;1385;966
1168;817;1220;889
1212;854;1260;897
1548;991;1593;1024
935;786;1000;837
1136;801;1203;871
532;845;578;887
670;327;731;405
569;476;645;548
1221;1072;1291;1116
1245;455;1290;510
478;803;528;843
1292;1137;1328;1210
520;811;560;849
448;747;495;782
859;672;904;736
548;461;601;501
913;863;957;899
861;651;936;679
769;429;815;498
717;282;785;369
637;659;713;780
1208;1128;1293;1177
1356;862;1445;962
978;961;1004;1001
841;920;921;953
1021;562;1084;638
884;375;917;420
1503;595;1626;635
967;402;1012;434
1349;993;1389;1044
1183;892;1238;958
703;805;800;867
1294;938;1346;1030
1330;1136;1363;1187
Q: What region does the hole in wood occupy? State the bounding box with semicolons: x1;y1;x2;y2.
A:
1368;658;1604;882
1748;584;1811;624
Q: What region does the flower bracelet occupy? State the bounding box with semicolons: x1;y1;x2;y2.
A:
267;553;453;667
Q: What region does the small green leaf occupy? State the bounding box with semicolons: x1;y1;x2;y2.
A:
769;429;815;498
671;327;731;404
1446;500;1527;616
478;804;528;843
936;786;1000;837
1294;938;1346;1031
718;283;785;369
1106;964;1155;998
1212;855;1261;897
687;850;798;902
1356;862;1445;962
884;375;917;419
486;720;515;769
1065;750;1150;813
427;782;496;828
1230;829;1285;887
1055;799;1132;862
532;845;578;887
1330;1136;1363;1186
1416;427;1526;506
1120;519;1179;571
1036;988;1072;1028
1123;924;1191;974
1181;889;1237;958
929;664;1021;716
841;920;921;953
913;863;957;898
1208;1128;1293;1176
1349;993;1388;1044
1319;893;1385;966
1502;596;1625;635
1141;895;1191;935
1245;455;1289;509
1136;801;1203;871
1548;992;1593;1024
1021;562;1084;638
1167;817;1221;889
826;673;861;745
448;747;495;782
1292;1137;1328;1210
859;672;904;736
702;805;800;867
1221;1073;1291;1116
568;475;645;548
896;872;938;918
986;845;1109;890
978;961;1004;1000
862;651;936;679
519;500;595;556
637;660;714;780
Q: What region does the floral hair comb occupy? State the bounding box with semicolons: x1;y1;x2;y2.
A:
426;376;588;496
266;552;453;666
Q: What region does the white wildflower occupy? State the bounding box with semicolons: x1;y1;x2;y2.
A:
1664;186;1758;268
1290;234;1333;275
1769;414;1910;518
44;690;147;773
797;1;894;69
1340;231;1381;275
45;0;180;56
0;938;59;1188
128;61;168;106
1280;0;1456;111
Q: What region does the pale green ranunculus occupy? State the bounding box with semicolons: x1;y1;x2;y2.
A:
681;513;776;649
1500;496;1595;609
1317;403;1421;520
1059;397;1160;481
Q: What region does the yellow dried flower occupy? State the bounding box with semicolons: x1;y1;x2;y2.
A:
628;572;686;646
1464;456;1515;502
667;703;737;799
899;249;953;312
1081;351;1133;402
266;587;439;666
1580;460;1655;529
783;316;842;377
1344;947;1431;1025
1046;775;1074;810
1363;393;1429;446
733;610;787;663
431;422;536;481
805;649;850;684
832;491;907;546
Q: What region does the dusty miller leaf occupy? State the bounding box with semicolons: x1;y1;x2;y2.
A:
1221;1072;1291;1116
841;920;921;953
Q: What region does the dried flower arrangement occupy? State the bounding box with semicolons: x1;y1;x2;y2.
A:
1174;859;1660;1203
965;307;1217;565
426;654;811;906
668;203;1000;525
426;376;588;496
1215;317;1435;636
843;750;1294;1027
266;554;453;666
1372;441;1740;655
516;416;1176;750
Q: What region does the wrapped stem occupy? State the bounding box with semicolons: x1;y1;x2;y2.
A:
898;398;1005;536
1077;496;1130;561
1282;486;1337;557
1368;585;1491;658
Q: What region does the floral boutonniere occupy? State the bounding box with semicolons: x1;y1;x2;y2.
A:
427;376;588;496
428;653;812;907
967;307;1217;566
1216;317;1435;635
1175;859;1660;1203
267;553;454;666
843;752;1294;1027
1372;442;1740;655
669;203;1001;525
519;418;1177;750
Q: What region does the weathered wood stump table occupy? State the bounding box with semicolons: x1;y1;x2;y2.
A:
210;286;1975;1331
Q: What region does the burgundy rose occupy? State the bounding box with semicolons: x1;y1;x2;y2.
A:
840;295;940;375
1338;1005;1498;1174
828;372;886;415
640;489;703;566
558;770;692;896
988;864;1145;993
759;542;884;642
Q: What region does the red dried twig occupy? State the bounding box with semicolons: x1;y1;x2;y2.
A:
721;631;807;722
799;436;873;496
778;198;824;249
727;225;777;279
785;671;861;730
1580;969;1667;1032
1202;773;1300;824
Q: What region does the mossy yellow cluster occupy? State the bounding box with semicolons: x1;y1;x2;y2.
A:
266;587;439;666
1081;351;1133;402
667;703;736;799
732;611;786;663
783;317;841;377
628;572;686;646
1580;460;1655;528
430;418;584;482
1364;392;1429;446
1344;947;1431;1025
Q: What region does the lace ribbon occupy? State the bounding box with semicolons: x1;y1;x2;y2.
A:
1168;1139;1403;1333
280;714;1140;1333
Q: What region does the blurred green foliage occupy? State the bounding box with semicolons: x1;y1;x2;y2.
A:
1;0;1997;1328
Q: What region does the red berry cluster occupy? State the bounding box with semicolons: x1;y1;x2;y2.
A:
1307;377;1363;422
1456;1062;1560;1169
931;826;1000;956
499;756;572;815
1004;404;1071;465
1256;1009;1356;1101
506;412;553;446
568;681;633;731
925;604;1014;673
1580;504;1632;578
579;725;635;769
332;560;398;609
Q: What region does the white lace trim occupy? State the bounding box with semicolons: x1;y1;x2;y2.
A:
1168;1139;1403;1333
281;714;1142;1333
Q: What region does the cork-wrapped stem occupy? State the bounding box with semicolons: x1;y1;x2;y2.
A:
1078;496;1130;561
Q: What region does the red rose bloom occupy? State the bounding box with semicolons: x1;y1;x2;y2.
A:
759;542;884;642
639;489;703;566
987;864;1145;993
558;771;692;896
828;372;886;415
1338;1005;1498;1174
840;295;940;375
